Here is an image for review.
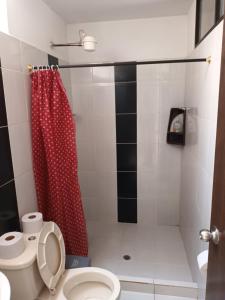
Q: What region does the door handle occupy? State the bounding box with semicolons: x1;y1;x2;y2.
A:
199;226;220;245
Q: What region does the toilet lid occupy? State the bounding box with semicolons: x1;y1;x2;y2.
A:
37;222;66;291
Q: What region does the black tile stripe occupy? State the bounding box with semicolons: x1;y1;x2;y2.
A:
118;198;137;223
116;114;137;143
0;64;8;127
0;63;20;234
0;127;14;186
0;181;20;236
115;82;137;113
115;65;137;82
48;54;59;66
115;65;137;223
117;144;137;171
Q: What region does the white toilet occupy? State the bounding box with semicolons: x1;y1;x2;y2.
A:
0;222;121;300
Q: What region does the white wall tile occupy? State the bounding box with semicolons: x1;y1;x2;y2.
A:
137;82;159;116
138;195;157;226
71;55;186;230
77;140;96;172
94;171;117;201
20;42;48;73
78;171;97;198
137;113;159;145
137;65;159;82
8;122;32;177
91;115;116;146
137;170;158;198
170;64;187;81
180;20;223;298
15;170;37;218
85;195;117;223
137;62;185;227
75;115;92;144
138;142;159;172
158;81;185;116
157;195;180;226
92;84;115;117
59;61;73;107
92;67;114;83
23;74;32;122
70;68;93;84
0;32;22;71
71;84;93;116
94;141;117;172
2;69;28;125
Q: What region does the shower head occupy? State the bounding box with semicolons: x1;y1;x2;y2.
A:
79;29;97;52
50;29;97;52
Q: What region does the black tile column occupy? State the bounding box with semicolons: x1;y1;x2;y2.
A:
115;65;137;223
48;54;59;66
0;60;20;235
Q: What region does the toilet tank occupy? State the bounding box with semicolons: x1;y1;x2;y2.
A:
0;233;44;300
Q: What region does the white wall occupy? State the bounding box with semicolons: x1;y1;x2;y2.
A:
0;31;72;219
180;19;223;300
187;0;196;55
137;63;185;226
67;16;188;64
6;0;68;61
70;67;117;223
0;0;9;34
0;32;45;217
67;16;189;225
70;63;186;226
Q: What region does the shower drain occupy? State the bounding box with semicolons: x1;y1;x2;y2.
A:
123;255;131;260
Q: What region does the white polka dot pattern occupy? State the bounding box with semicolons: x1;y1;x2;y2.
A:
31;70;88;256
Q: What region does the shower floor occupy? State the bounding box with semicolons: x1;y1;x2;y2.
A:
87;221;193;283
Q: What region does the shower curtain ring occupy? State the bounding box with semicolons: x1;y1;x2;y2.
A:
51;65;55;70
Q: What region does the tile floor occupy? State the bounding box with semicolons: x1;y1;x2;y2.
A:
88;221;193;282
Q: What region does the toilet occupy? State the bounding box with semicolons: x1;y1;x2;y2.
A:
0;222;121;300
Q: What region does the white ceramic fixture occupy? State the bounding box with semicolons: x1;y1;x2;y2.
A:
0;271;10;300
0;222;120;300
51;29;97;52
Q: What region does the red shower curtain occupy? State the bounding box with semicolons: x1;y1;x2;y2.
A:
31;69;88;256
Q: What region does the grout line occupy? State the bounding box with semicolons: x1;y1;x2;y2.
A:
116;113;137;115
115;81;137;84
117;171;137;173
118;198;137;200
0;178;14;189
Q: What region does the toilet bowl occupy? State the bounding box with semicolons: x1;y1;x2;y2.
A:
39;267;120;300
0;222;120;300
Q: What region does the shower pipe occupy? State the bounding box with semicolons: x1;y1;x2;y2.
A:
27;57;211;71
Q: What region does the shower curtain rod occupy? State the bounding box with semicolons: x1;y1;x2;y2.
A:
27;57;211;71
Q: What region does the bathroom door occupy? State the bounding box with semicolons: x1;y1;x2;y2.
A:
206;17;225;300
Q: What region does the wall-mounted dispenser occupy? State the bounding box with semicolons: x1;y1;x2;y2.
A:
167;108;186;145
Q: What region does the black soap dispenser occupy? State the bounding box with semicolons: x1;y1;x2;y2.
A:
167;108;186;145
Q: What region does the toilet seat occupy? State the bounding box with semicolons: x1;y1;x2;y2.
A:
37;222;66;293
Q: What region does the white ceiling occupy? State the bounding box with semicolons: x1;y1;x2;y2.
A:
42;0;194;24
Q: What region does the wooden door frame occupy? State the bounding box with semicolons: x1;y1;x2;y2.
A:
206;17;225;300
